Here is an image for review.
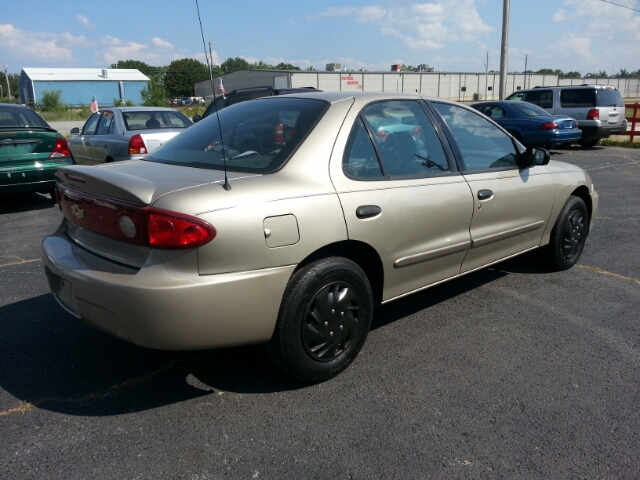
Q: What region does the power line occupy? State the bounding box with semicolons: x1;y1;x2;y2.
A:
597;0;640;13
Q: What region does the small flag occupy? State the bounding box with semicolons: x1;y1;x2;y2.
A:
218;78;227;97
90;96;99;113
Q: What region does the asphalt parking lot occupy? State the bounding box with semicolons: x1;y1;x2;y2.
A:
1;146;639;479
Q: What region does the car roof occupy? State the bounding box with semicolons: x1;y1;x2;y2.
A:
0;103;33;111
106;107;183;112
259;91;438;105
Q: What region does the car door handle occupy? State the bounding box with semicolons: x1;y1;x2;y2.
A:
356;205;381;219
477;189;493;200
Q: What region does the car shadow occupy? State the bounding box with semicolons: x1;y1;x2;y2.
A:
0;192;56;213
0;255;545;417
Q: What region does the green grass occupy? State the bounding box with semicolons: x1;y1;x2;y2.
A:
38;105;206;123
602;137;640;148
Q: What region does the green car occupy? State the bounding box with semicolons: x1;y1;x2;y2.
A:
0;104;74;201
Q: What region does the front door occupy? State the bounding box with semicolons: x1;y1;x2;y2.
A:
430;102;555;273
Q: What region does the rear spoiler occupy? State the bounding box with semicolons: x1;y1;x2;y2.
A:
55;165;156;205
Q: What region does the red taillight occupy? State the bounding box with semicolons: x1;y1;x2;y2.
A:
128;134;147;154
274;123;284;143
49;137;71;158
412;126;421;138
58;184;216;249
586;109;599;120
540;121;558;130
148;210;216;248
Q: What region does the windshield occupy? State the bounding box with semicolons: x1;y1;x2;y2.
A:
146;97;329;173
511;102;554;117
0;106;50;128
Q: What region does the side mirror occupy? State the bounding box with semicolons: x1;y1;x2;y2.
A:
525;147;550;167
192;115;202;123
70;127;80;135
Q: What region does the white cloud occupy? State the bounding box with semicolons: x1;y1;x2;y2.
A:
0;24;75;63
76;15;92;29
150;37;173;49
313;1;493;51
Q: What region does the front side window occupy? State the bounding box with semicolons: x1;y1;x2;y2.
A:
343;100;450;179
146;97;329;174
82;114;100;135
432;102;518;171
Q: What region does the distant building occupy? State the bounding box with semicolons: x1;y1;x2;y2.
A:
18;68;150;107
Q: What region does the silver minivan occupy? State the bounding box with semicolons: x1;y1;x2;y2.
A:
506;85;627;147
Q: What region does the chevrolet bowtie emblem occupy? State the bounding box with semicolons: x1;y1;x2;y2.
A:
71;204;85;220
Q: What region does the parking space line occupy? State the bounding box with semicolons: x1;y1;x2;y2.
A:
576;265;640;285
0;258;40;269
0;355;205;418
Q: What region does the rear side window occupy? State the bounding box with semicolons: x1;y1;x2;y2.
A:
596;89;624;107
524;90;553;109
344;100;450;179
560;89;596;108
146;97;329;174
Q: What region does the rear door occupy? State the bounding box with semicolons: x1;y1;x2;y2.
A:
431;102;555;273
330;99;474;301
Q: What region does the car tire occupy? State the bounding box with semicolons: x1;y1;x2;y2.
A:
266;257;373;383
579;139;599;148
540;195;588;271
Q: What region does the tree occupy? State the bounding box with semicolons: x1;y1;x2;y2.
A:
275;62;300;71
141;77;168;106
306;66;317;71
110;60;154;77
164;58;209;97
221;57;250;73
585;70;608;78
562;71;582;79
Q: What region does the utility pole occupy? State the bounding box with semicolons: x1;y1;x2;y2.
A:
499;0;510;99
524;54;528;89
484;52;489;100
2;62;11;99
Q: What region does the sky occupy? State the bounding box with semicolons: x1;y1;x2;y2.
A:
1;0;639;76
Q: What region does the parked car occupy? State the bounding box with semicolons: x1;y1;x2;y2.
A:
42;92;598;383
471;100;582;149
68;107;192;164
505;85;627;147
192;86;321;123
0;103;74;201
181;97;206;106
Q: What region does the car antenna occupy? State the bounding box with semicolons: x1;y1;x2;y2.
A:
196;0;230;191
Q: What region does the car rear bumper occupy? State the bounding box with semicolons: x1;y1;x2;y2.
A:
0;160;72;193
42;226;294;351
578;124;626;141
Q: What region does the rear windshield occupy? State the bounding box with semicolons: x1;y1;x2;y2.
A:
560;89;596;108
146;97;329;174
596;89;624;107
0;106;49;128
122;110;192;130
511;102;554;117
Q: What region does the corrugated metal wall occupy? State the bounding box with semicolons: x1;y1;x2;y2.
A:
21;79;147;106
198;71;640;101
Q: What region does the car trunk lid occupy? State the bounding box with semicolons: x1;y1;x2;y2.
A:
55;161;258;267
0;128;60;165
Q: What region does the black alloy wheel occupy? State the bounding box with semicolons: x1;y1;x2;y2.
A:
540;195;589;271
